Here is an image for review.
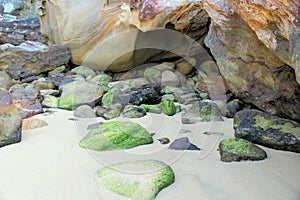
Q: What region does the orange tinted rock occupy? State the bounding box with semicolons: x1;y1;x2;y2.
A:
22;118;48;131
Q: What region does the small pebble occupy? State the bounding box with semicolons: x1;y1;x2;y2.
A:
158;137;170;144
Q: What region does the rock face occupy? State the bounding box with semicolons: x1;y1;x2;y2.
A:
34;0;210;72
98;160;175;200
79;121;153;151
0;41;70;79
234;109;300;153
219;138;267;162
204;0;300;121
0;89;22;147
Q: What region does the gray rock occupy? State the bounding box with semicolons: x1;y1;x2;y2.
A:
226;99;243;118
42;95;58;108
123;105;146;118
0;70;11;89
74;105;96;118
71;66;96;78
169;137;200;150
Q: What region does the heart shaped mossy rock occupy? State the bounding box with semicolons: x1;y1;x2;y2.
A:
98;160;175;200
79;121;153;151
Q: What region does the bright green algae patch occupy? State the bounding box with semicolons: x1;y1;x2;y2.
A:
79;122;153;151
219;138;267;162
98;160;175;200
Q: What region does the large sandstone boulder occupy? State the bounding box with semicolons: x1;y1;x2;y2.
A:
203;0;300;121
33;0;210;72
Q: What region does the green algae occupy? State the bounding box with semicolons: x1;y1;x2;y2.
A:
79;122;153;151
140;104;162;114
160;100;176;116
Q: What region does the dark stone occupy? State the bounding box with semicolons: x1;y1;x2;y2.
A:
95;106;108;117
9;85;43;118
226;99;243;118
234;109;300;153
219;138;267;162
122;105;147;118
0;42;70;79
113;84;161;105
169;137;200;150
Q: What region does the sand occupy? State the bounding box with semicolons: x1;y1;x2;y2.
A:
0;109;299;200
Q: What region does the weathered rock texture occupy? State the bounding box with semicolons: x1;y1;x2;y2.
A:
34;0;210;72
204;0;300;121
0;41;70;79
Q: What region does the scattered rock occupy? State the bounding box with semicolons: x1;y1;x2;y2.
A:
140;104;161;114
0;70;11;89
113;84;161;106
91;73;113;83
58;80;105;110
160;100;176;116
169;137;200;151
226;99;243;118
22;118;48;131
42;95;58;108
122;105;146;118
158;137;170;145
161;70;180;87
98;160;175;200
40;89;59;96
71;66;96;78
9;84;43;118
95;106;107;118
79;121;153;151
182;100;224;124
203;132;225;136
48;65;66;76
74;105;96;118
103;104;122;120
0;89;22;147
234;109;300;153
178;129;192;134
219;138;267;162
101;88;120;106
0;41;70;79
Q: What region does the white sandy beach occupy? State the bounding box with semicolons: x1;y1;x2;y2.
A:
0;109;299;200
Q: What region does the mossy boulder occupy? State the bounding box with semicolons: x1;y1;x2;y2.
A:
58;80;105;110
160;100;176;116
101;88;120;106
71;66;96;78
219;138;267;162
42;95;58;108
234;109;300;153
79;121;153;151
141;104;162;114
98;160;175;200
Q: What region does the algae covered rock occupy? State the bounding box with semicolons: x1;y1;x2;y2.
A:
79;121;153;151
58;80;105;110
98;160;175;200
160;100;176;116
122;105;146;118
140;104;162;114
219;138;267;162
234;109;300;153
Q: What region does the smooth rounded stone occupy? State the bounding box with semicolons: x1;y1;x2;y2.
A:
40;89;59;96
169;137;200;150
0;89;22;148
48;65;66;76
234;109;300;153
219;138;267;162
42;95;58;108
144;63;175;84
102;104;123;120
177;90;201;105
58;80;105;110
161;70;180;87
74;105;96;118
22;118;48;132
140;104;161;114
71;66;96;78
158;137;170;144
0;71;11;89
9;84;43;119
97;160;175;200
182;100;224;124
79;121;153;151
113;84;161;106
33;79;54;91
160;100;176;116
122;105;146;118
226;99;243;118
91;73;113;83
175;60;194;76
